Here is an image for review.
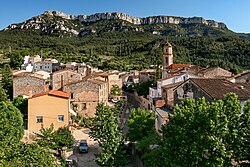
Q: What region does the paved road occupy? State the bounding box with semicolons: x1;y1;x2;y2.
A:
73;128;100;167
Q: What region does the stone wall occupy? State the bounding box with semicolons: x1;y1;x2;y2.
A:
174;80;212;105
63;80;108;117
52;70;82;90
13;74;47;98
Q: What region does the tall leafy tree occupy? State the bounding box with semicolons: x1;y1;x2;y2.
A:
8;50;23;69
160;98;229;166
127;108;155;142
36;125;74;154
240;101;250;163
0;100;23;146
1;64;13;99
89;103;124;166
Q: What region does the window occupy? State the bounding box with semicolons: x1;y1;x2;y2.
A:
36;116;43;123
70;93;74;99
58;115;64;122
71;75;73;77
82;103;87;110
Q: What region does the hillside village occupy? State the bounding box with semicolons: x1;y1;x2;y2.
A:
2;41;250;166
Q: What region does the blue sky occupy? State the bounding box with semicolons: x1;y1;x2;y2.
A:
1;0;250;33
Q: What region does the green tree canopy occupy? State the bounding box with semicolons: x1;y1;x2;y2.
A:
1;64;13;99
89;103;125;166
127;108;155;142
154;93;249;167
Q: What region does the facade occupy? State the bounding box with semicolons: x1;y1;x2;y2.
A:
34;59;58;73
63;79;108;117
13;72;48;98
95;72;123;93
28;90;70;132
51;70;82;90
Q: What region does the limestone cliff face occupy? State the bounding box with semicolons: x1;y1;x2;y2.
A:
35;11;227;28
4;10;227;35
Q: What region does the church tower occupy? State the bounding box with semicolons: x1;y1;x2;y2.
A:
162;42;173;78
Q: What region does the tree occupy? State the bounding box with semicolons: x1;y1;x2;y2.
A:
1;64;13;99
155;94;247;167
127;108;155;142
12;95;28;114
110;84;121;96
2;142;56;167
89;103;125;166
0;100;23;146
36;124;74;154
0;84;7;102
8;50;23;69
240;101;250;164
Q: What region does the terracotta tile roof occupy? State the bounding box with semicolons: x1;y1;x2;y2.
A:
30;90;70;99
189;78;250;99
166;64;191;70
162;81;184;89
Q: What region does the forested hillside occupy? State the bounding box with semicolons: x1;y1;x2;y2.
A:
1;16;250;73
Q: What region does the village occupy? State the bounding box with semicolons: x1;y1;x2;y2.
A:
5;42;250;166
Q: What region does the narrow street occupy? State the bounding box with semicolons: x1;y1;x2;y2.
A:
72;128;100;167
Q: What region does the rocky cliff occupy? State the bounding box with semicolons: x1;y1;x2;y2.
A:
43;10;226;28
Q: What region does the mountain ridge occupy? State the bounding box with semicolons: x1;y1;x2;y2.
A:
4;10;227;32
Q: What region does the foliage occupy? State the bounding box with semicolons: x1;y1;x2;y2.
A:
110;84;122;96
12;95;28;114
135;80;154;96
1;24;250;73
89;103;125;166
8;50;24;69
36;124;74;152
2;142;56;167
148;93;250;167
127;108;155;143
0;84;7;102
0;100;23;146
1;64;13;99
0;100;57;166
240;101;250;163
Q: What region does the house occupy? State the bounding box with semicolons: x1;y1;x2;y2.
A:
34;58;59;73
63;79;108;117
94;71;123;93
155;107;173;132
51;70;82;90
13;72;48;98
174;78;250;108
28;90;70;132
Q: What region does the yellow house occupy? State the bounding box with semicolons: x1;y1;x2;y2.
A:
28;90;70;132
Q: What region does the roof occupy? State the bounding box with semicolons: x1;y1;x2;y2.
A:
88;79;107;85
188;78;250;100
166;64;191;70
29;90;70;99
14;72;46;80
52;69;80;75
155;107;173;118
162;81;184;89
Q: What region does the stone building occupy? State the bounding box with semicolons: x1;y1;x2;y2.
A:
63;79;108;117
51;70;82;90
174;78;250;107
13;72;48;98
94;72;123;93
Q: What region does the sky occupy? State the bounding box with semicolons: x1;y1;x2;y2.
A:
1;0;250;33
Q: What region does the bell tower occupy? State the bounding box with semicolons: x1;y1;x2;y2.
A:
162;42;173;78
